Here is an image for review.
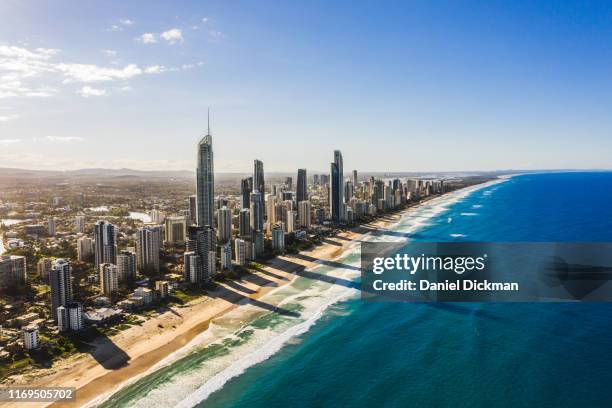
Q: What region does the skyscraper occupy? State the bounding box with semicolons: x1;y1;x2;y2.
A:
188;195;197;226
75;215;86;233
186;225;217;284
330;150;345;222
240;177;252;209
353;169;358;187
238;208;252;238
49;259;72;321
250;191;264;232
0;255;26;289
99;263;119;296
196;111;214;227
136;225;161;274
77;236;93;262
165;216;187;244
93;221;117;268
217;206;232;243
296;168;308;203
298;200;311;229
253;159;265;220
117;249;136;283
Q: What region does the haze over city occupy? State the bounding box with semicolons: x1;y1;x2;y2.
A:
2;0;612;172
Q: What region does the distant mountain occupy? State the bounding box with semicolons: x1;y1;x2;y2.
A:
0;167;194;179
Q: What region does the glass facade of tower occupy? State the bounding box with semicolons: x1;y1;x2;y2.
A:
196;135;214;227
330;150;344;222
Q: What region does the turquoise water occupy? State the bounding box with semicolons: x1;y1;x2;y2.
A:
99;172;612;408
199;172;612;408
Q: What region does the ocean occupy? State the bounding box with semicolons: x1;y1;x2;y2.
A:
97;172;612;408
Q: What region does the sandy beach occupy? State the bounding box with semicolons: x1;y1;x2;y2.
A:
0;204;413;408
1;177;510;408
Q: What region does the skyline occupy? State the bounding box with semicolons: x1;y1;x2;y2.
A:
2;1;612;172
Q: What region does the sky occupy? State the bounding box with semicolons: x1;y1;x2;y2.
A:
1;0;612;173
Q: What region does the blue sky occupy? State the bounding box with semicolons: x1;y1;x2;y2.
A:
1;0;611;172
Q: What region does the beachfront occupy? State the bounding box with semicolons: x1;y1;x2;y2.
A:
0;178;506;408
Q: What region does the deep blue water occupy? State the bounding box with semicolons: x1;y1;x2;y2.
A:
203;172;612;408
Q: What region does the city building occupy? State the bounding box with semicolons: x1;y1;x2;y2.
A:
94;220;117;267
77;236;93;262
296;168;308;203
217;206;232;243
272;226;285;251
48;217;57;236
238;208;251;238
219;242;232;270
37;257;52;280
330;150;345;222
99;263;119;297
196;113;215;227
75;215;86;233
117;249;137;282
57;302;83;332
298;200;311;229
188;195;197;225
186;225;216;284
22;325;39;350
150;209;166;224
0;255;26;289
254;159;265;204
240;177;253;209
165;216;187;245
253;230;264;258
135;287;154;304
266;194;278;230
250;191;264;232
234;238;247;266
50;259;72;321
136;225;161;274
155;281;169;298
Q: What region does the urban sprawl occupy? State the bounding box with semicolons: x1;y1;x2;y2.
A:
0;122;480;378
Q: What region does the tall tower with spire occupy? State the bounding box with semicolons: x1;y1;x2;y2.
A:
330;150;344;223
196;109;215;227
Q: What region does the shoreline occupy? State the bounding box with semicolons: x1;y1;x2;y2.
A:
1;177;507;408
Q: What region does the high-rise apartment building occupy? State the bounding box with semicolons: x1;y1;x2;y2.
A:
165;216;187;244
94;221;117;267
196;114;215;227
99;263;119;296
330;150;345;222
296;168;308;203
217;206;232;243
117;249;136;282
136;225;161;274
49;259;72;321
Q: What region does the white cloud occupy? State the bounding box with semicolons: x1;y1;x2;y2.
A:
102;49;117;57
160;28;183;44
119;85;132;91
58;63;142;82
0;138;21;145
209;30;224;39
76;86;107;97
108;19;134;32
0;44;194;98
144;65;167;74
45;136;85;142
138;33;157;44
202;17;209;24
0;114;18;122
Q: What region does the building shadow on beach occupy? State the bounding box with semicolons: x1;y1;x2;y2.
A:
209;277;300;318
74;331;130;370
